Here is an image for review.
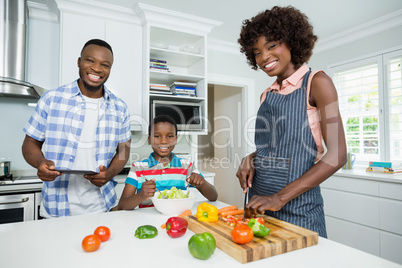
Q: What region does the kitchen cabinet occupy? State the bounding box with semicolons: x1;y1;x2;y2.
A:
134;3;221;135
56;0;143;130
321;170;402;265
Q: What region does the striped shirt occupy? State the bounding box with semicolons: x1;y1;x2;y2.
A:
125;153;200;202
23;80;131;217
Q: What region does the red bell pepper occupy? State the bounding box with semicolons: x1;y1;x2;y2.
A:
165;217;188;238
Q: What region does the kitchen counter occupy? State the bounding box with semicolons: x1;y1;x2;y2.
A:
0;201;400;268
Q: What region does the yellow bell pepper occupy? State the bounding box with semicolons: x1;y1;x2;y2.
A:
196;202;219;222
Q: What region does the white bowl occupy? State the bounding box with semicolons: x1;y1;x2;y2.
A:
151;191;196;216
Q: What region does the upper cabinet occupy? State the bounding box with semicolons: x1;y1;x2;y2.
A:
54;1;221;134
134;3;221;135
55;0;143;130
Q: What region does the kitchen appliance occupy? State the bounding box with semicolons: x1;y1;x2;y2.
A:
0;176;43;223
151;99;203;131
0;192;35;223
0;160;11;179
0;0;46;98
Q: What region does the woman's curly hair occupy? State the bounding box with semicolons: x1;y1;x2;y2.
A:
238;6;317;70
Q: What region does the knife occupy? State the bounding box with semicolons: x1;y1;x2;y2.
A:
243;187;248;218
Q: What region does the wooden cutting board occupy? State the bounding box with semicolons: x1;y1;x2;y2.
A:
184;214;318;263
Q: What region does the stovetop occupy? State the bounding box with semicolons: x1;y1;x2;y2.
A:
0;174;42;185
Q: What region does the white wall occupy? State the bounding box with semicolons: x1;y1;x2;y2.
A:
208;49;274;116
309;25;402;72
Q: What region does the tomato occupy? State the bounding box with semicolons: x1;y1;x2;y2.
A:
82;234;101;252
94;226;111;242
231;224;254;244
256;217;265;225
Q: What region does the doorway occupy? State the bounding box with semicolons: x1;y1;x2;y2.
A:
198;74;255;207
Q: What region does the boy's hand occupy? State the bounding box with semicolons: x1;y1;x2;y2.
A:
186;173;205;187
139;178;156;200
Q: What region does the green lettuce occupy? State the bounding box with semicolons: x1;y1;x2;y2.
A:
158;186;187;199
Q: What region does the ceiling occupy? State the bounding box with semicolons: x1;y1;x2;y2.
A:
88;0;402;44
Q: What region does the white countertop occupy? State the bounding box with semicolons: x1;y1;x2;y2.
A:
0;201;400;268
334;168;402;184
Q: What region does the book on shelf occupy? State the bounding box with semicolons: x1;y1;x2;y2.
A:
169;81;197;96
149;83;169;91
366;166;402;174
170;81;197;88
368;161;392;168
149;89;173;95
366;161;402;173
150;64;169;70
172;89;196;96
150;58;167;64
150;67;170;73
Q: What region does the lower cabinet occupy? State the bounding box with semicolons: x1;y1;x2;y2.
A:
321;173;402;265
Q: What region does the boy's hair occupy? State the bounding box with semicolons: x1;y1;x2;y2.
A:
238;6;317;70
81;39;113;56
148;115;178;136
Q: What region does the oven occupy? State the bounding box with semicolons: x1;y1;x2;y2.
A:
0;175;43;224
0;192;35;224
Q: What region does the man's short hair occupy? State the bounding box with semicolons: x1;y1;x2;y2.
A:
81;39;113;56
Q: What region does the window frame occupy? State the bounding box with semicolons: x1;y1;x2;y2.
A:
327;46;402;166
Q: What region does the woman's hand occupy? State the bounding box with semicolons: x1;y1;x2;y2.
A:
236;152;256;193
244;193;285;218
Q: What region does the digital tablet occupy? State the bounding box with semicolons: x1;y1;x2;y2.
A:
55;169;98;175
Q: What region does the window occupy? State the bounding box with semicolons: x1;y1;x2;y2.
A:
329;48;402;164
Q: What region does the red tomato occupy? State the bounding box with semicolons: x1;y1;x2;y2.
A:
94;226;111;242
231;224;254;244
256;217;265;225
82;234;101;252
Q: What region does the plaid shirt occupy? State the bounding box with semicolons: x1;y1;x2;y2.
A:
23;80;131;217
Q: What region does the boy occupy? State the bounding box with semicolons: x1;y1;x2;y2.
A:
118;115;218;210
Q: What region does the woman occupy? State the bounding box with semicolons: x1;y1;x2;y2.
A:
236;6;347;237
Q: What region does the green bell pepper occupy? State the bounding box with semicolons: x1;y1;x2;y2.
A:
248;218;270;237
188;232;216;260
135;225;158;239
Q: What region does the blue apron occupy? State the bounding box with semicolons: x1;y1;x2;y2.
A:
250;69;327;237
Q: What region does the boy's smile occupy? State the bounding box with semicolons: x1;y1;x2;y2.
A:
148;121;177;164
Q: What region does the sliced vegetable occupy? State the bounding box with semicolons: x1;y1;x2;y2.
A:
135;225;158;239
220;209;244;217
166;217;188;238
196;202;219;222
218;205;238;214
256;217;265;225
248;218;270;237
158;186;187;199
188;232;216;260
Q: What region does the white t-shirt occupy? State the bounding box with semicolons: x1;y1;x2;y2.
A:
41;95;106;218
68;95;106;216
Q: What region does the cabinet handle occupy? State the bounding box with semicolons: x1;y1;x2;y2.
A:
0;197;30;205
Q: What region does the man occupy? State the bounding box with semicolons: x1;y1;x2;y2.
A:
22;39;131;218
